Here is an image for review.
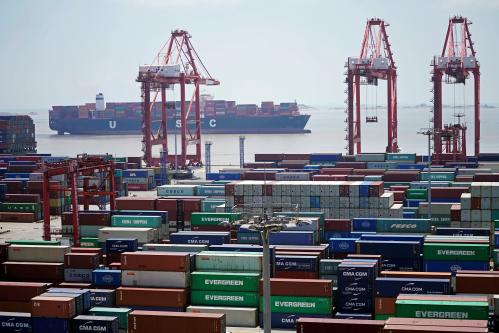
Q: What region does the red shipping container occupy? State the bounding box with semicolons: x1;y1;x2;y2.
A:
224;184;234;196
369;182;385;197
431;187;468;199
312;175;347;182
0;243;9;263
274;271;318;279
0;301;31;312
339;185;350;197
116;287;187;307
383;171;420;182
320;168;353;175
69;247;103;260
259;278;331;297
31;296;75;319
324;219;351;232
474;173;499;181
2;262;64;281
0;212;37;222
455;274;499;294
335;162;367;169
297;318;385;333
0;281;48;301
471;197;481;210
450;204;461;221
375;297;396;315
128;310;225;333
392;191;405;201
263;184;273;196
455;175;474;182
4;194;40;203
382;325;487;332
115;197;157;210
121;252;190;272
64;253;100;269
390;185;410;191
242;171;277;181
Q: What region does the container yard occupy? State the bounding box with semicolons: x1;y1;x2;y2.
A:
2;0;499;331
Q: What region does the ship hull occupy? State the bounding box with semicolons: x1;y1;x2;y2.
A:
49;115;311;135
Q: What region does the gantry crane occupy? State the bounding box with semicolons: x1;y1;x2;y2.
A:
432;16;479;162
137;30;219;167
42;155;116;246
345;18;398;155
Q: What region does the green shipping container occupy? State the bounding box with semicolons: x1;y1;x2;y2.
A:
262;295;332;315
190;213;242;227
111;215;161;228
395;299;488;320
376;218;431;233
80;225;104;238
201;200;226;213
6;240;61;246
80;237;100;248
195;252;263;272
191;272;260;292
492;210;499;221
0;203;40;213
89;307;131;329
420;172;455;181
493;249;499;266
384;182;411;189
190;290;259;307
375;314;391;320
423;243;489;261
406;189;428;200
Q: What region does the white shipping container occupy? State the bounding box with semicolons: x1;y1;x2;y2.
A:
8;245;70;263
275;172;310;181
121;270;190;288
157;185;198;196
98;227;158;243
187;306;258;327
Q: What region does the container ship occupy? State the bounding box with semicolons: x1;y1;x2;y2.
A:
49;93;311;135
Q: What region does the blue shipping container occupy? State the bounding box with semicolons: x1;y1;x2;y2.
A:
89;289;115;307
269;231;315;246
206;173;241;181
64;268;93;283
381;257;421;271
73;315;118;333
236;231;262;244
375;277;451;297
92;269;122;288
330;238;358;253
275;255;318;272
423;260;489;273
435;227;490;237
170;231;230;245
0;311;31;333
122;170;150;178
259;312;330;329
352;218;377;232
105;238;138;254
32;317;70;333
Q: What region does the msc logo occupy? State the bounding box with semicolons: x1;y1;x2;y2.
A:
109;120;117;129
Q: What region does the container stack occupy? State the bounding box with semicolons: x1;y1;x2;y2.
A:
188;251;262;327
458;182;499;228
259;278;332;329
116;251;190;311
2;244;69;283
225;180;402;219
123;169;155;191
336;260;377;318
0;115;36;154
63;248;101;284
423;240;490;272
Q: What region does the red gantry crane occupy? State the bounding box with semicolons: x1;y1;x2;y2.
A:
345;18;398;155
42;155;116;246
137;30;219;167
431;16;479;162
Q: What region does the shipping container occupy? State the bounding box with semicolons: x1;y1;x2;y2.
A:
121;270;190;288
195;252;263;272
395;299;488;320
8;245;70;263
127;310;226;333
0;311;31;333
73;315;118;333
187;305;257;327
116;287;187;308
191;272;260;292
121;252;190;272
260;295;331;314
88;307;131;330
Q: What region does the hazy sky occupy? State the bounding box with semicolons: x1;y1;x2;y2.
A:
1;0;498;109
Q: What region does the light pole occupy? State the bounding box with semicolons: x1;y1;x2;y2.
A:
239;136;245;169
418;129;433;222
